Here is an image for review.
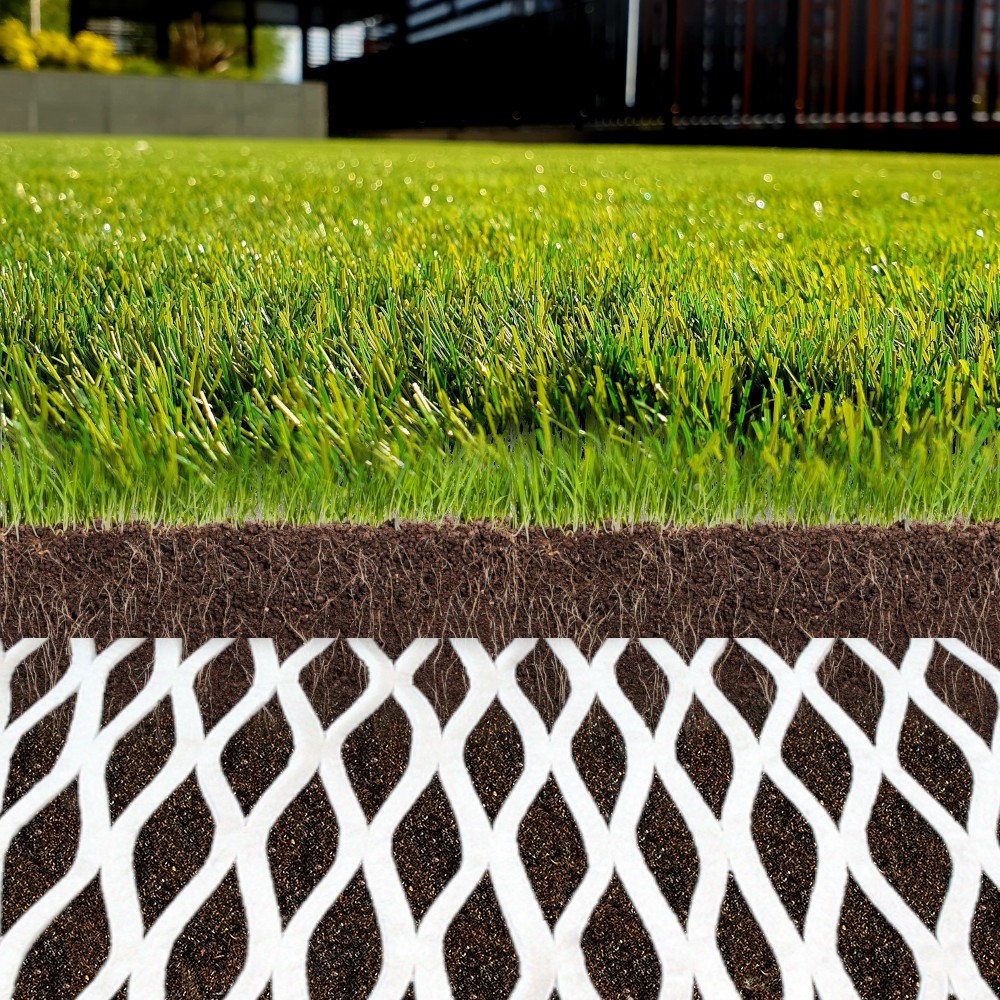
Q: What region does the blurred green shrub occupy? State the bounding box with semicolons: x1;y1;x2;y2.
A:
119;55;164;76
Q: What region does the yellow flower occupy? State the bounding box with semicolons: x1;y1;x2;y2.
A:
16;48;38;71
0;20;122;74
73;30;122;73
0;17;34;67
34;29;80;67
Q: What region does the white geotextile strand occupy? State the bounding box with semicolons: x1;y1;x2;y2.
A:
0;638;998;1000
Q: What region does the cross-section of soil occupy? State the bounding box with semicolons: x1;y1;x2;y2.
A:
2;521;999;999
5;521;1000;664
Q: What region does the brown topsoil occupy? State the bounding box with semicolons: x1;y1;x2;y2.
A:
1;521;999;1000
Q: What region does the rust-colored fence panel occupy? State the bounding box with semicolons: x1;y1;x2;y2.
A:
661;0;999;128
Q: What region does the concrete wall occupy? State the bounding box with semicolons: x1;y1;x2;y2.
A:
0;71;327;137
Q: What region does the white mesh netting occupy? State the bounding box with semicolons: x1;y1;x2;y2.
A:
0;636;998;999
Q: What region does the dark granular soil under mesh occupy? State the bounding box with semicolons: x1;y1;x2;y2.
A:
2;521;1000;999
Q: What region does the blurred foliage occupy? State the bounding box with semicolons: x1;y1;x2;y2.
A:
0;0;68;34
32;26;77;65
0;17;121;71
169;13;235;73
117;22;286;80
0;0;286;80
201;23;286;79
0;16;36;67
74;27;120;70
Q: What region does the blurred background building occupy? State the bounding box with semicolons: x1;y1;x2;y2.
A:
55;0;1000;135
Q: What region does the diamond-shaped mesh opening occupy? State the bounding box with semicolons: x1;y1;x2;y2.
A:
615;641;668;730
3;782;81;933
571;700;626;822
445;874;520;998
781;696;852;823
413;641;470;727
307;870;381;998
342;697;412;823
299;640;368;729
165;867;248;1000
676;698;733;819
105;696;175;823
898;700;972;825
4;639;65;723
583;873;661;999
717;874;782;997
3;698;75;810
100;640;155;727
12;877;110;1000
392;774;462;924
268;771;340;927
464;698;524;822
867;779;951;931
838;874;918;999
134;772;214;931
516;642;570;731
713;642;777;738
817;644;885;742
971;876;1000;992
751;775;817;933
221;696;294;815
194;640;254;733
518;775;587;928
925;643;998;747
637;775;699;927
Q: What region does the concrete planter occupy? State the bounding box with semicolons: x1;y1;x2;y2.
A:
0;70;327;137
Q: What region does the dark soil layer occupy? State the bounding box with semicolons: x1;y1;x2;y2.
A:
2;522;1000;999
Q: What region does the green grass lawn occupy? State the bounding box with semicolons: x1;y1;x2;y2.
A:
1;136;998;527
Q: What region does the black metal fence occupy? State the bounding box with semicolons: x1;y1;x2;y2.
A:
326;0;1000;142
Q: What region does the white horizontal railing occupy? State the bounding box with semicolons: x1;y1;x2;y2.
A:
0;637;998;999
